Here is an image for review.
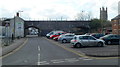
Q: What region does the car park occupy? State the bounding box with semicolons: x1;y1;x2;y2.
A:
71;35;105;48
46;30;64;38
100;34;120;45
58;33;75;43
49;32;66;39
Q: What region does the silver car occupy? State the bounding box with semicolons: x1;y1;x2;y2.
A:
58;33;75;43
71;35;105;48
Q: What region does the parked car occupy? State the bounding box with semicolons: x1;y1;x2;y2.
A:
49;32;66;39
100;34;120;45
84;33;91;35
46;30;64;38
0;35;5;39
58;33;75;43
90;33;105;39
71;35;105;48
53;36;59;41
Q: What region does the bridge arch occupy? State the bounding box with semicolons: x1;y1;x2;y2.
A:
24;20;91;36
24;26;41;37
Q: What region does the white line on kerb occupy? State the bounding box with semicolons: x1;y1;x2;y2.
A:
38;45;41;65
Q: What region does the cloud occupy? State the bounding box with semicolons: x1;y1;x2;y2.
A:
0;0;119;20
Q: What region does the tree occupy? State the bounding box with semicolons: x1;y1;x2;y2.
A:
102;20;112;28
89;19;102;32
75;11;92;21
89;19;112;33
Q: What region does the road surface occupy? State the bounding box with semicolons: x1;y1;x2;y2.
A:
2;36;119;66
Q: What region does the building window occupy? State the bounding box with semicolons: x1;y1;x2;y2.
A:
114;29;117;30
119;19;120;25
114;20;117;22
113;21;116;24
114;24;116;26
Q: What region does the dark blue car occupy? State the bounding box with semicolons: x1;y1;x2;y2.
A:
100;34;120;45
90;33;105;39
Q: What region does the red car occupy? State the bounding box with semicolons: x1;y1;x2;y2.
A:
50;32;66;39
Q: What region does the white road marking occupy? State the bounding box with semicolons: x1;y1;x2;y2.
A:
52;61;65;63
40;63;50;65
38;53;41;65
51;59;65;63
38;61;50;65
37;57;93;65
51;58;80;64
65;59;79;62
38;46;40;52
65;58;76;60
51;59;64;62
37;45;41;65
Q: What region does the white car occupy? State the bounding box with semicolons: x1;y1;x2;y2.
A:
71;35;106;48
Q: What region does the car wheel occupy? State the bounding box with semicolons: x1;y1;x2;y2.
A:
97;42;103;47
75;43;82;48
107;41;111;45
62;39;67;43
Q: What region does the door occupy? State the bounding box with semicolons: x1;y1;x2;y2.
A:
80;36;89;46
66;35;74;42
110;35;119;45
88;36;97;46
112;35;119;45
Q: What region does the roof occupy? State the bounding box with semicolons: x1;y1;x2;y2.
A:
4;19;11;21
63;33;75;35
75;35;90;37
111;14;120;20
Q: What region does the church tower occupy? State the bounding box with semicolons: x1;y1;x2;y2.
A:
100;7;108;21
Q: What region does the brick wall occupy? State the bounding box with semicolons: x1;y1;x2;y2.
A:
112;19;120;34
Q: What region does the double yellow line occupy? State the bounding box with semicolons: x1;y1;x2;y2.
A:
0;38;28;59
45;37;120;60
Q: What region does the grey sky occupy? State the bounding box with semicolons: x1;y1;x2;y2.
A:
0;0;119;20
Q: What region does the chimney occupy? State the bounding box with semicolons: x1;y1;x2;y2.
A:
16;12;19;17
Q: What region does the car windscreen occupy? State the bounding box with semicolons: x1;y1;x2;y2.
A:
49;32;54;35
102;35;111;38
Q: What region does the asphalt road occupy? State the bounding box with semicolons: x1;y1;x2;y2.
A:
2;36;119;66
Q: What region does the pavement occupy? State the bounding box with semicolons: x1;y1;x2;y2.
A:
1;38;27;57
80;45;119;57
